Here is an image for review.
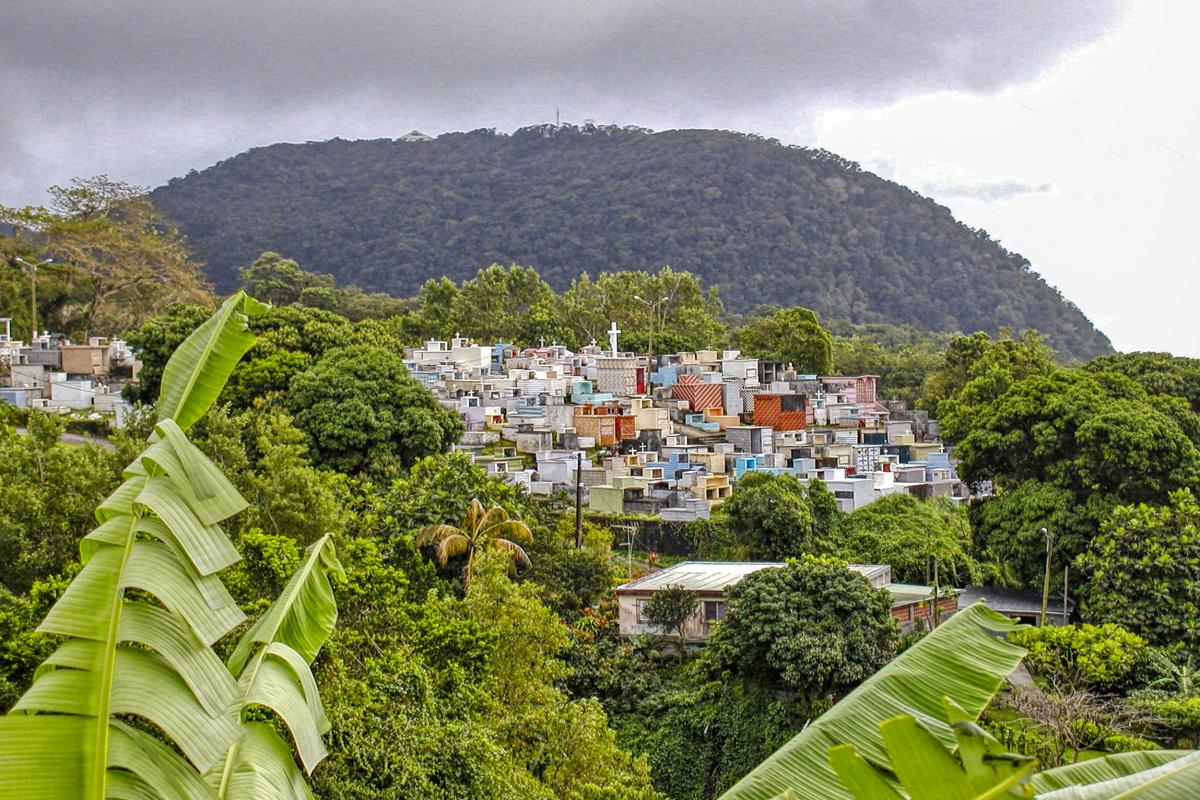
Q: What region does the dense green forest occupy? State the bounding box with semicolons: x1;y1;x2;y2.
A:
2;274;1199;796
149;125;1111;361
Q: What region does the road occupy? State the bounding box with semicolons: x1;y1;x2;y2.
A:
13;426;116;451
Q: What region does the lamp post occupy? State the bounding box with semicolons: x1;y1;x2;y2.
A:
1039;526;1054;627
13;257;53;341
633;294;669;386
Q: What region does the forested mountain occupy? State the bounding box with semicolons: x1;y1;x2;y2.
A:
151;125;1110;360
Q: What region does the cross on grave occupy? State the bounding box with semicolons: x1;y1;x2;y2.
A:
539;336;546;348
608;321;620;357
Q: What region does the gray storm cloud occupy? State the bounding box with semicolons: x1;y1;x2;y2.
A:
1;0;1125;204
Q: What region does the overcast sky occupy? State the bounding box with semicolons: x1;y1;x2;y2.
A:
3;1;1195;356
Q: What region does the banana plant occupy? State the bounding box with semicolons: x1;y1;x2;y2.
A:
0;292;343;800
724;602;1200;800
829;699;1037;799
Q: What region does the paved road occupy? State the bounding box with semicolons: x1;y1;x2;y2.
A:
13;426;116;451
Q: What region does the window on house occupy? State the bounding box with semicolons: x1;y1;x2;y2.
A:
636;599;651;624
703;600;726;624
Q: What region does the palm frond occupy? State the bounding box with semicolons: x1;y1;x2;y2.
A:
416;524;464;547
482;519;534;545
435;534;472;566
488;538;532;569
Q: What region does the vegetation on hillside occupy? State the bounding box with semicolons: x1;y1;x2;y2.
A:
3;249;1200;796
149;126;1111;360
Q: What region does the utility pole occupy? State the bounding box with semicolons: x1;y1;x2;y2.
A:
1062;564;1070;625
14;257;52;341
574;451;583;548
932;558;941;629
1040;527;1054;627
613;523;637;579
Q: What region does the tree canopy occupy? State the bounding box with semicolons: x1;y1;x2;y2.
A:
285;345;464;474
150;126;1111;360
1;176;212;338
716;472;840;560
736;306;833;374
703;556;899;703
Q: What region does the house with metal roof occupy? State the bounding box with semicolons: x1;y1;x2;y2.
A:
958;585;1075;626
615;561;956;642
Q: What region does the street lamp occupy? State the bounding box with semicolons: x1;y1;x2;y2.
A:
1039;526;1054;627
13;257;53;341
633;294;669;379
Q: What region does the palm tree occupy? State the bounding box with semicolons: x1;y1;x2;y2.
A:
417;498;533;583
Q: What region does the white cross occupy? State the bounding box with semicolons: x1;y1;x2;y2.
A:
608;321;620;356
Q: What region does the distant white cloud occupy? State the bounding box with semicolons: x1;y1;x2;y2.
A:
913;164;1054;202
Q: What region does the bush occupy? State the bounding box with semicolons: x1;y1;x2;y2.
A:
1010;623;1147;693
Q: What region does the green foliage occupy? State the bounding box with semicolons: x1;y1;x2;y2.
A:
717;472;839;560
719;603;1027;800
1086;352;1200;413
239;251;408;321
1134;695;1200;748
703;556;898;702
838;494;977;586
949;364;1200;588
239;251;335;306
374;452;529;534
122;303;214;404
968;482;1091;589
0;293;340;799
737;306;833;374
416;499;534;585
559;266;725;352
1010;624;1147;692
1078;490;1200;649
641;586;699;640
828;700;1036;800
285;345;463;474
150;126;1111;360
828;321;951;404
933;331;1055;434
1;175;213;339
525;518;613;618
315;545;658;800
0;413;129;593
631;680;807;800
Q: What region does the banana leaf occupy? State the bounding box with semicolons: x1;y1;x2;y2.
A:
0;295;269;799
156;290;268;432
1033;750;1200;799
210;534;343;799
720;603;1028;800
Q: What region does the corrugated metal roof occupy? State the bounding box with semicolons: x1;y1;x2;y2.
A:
616;561;891;593
959;585;1075;615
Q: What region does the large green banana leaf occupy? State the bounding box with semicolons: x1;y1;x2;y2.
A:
209;534;344;800
829;708;1036;800
0;416;248;798
0;293;280;800
156;290;268;432
720;603;1028;800
1033;751;1200;799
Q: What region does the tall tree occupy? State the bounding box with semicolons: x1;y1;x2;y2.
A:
1;176;211;337
718;472;838;560
737;306;833;373
1079;489;1200;650
703;556;898;706
285;345;463;474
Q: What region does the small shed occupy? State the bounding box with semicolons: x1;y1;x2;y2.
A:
958;586;1075;626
